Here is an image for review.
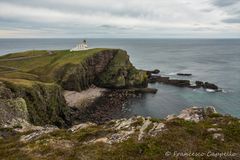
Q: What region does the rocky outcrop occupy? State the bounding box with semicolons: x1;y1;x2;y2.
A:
195;81;219;90
17;106;220;145
146;69;160;77
56;49;148;91
0;83;29;128
166;106;217;122
0;80;71;127
56;50;116;91
20;125;59;142
85;116;166;144
1;106;238;160
97;50;148;89
149;75;220;91
149;75;190;87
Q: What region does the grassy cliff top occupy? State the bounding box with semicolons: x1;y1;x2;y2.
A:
0;48;113;82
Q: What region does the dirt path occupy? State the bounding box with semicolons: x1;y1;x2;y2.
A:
0;65;22;74
0;50;53;62
0;51;54;73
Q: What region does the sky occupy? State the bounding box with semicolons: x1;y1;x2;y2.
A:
0;0;240;38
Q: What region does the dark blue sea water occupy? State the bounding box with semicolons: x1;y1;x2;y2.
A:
0;39;240;118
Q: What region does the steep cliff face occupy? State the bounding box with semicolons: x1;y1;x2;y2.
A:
0;83;29;127
96;50;148;88
55;49;116;91
53;49;148;91
0;79;70;127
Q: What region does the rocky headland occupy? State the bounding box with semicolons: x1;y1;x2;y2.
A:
0;49;239;159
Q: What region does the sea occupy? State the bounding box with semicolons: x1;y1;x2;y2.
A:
0;38;240;118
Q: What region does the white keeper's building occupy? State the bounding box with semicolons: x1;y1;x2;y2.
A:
70;40;89;51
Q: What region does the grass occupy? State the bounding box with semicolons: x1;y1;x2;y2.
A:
0;49;107;71
0;50;49;59
0;71;39;81
0;115;239;160
0;48;108;82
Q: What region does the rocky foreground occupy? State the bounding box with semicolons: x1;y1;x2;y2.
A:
0;106;240;160
0;49;239;159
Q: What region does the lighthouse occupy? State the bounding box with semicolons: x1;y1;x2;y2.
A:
70;40;89;51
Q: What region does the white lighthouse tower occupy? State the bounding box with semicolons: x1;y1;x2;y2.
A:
70;40;89;51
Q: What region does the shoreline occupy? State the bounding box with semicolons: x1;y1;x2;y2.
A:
68;89;140;124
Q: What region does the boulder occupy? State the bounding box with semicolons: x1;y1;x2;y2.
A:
212;133;224;141
195;81;204;88
69;122;96;132
146;69;160;75
167;106;218;122
207;128;222;132
204;82;218;90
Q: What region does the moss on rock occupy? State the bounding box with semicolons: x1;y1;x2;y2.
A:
0;98;28;127
97;50;148;88
0;79;70;127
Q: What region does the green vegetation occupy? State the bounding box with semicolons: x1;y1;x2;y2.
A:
0;50;49;59
0;115;239;160
0;48;147;89
0;79;70;126
98;50;148;88
0;49;107;82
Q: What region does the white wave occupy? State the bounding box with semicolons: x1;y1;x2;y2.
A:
205;89;216;93
165;72;178;76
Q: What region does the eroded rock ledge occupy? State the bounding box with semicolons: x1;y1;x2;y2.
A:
0;106;239;160
12;106;225;144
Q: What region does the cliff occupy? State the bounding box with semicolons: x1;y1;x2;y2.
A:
0;79;70;127
0;49;148;127
0;107;239;160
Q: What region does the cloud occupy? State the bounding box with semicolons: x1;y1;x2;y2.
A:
212;0;239;7
209;0;240;25
0;0;239;38
222;17;240;23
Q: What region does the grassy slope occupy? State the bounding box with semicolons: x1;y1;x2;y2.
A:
0;115;239;160
0;50;49;59
0;49;107;82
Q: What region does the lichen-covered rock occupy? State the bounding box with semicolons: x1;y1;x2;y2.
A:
0;79;71;127
69;122;96;132
212;133;224;141
88;116;166;144
166;106;217;122
0;98;28;128
20;125;59;142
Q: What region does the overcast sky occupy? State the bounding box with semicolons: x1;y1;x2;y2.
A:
0;0;239;38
